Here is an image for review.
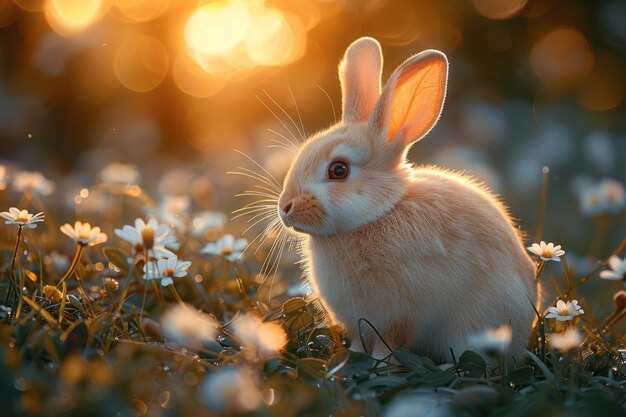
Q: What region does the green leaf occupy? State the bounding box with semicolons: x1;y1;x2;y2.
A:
102;247;129;272
392;349;425;371
360;375;407;391
504;366;534;386
459;350;486;378
525;349;554;381
284;311;313;332
281;297;307;314
419;368;457;387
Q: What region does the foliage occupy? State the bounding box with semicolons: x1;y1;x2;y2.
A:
0;180;624;417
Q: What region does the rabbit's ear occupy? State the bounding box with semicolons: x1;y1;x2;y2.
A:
370;50;447;149
339;37;383;123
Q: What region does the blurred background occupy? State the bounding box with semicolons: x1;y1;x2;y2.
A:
0;0;624;269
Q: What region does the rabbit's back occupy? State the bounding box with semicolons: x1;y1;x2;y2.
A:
307;165;537;361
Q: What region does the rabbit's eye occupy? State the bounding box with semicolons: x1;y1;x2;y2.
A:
328;161;350;180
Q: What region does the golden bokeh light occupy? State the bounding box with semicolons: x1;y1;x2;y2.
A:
472;0;527;20
172;53;227;98
579;53;625;111
113;34;169;93
113;0;171;23
245;9;303;66
530;27;594;90
184;0;306;75
184;0;251;56
45;0;106;36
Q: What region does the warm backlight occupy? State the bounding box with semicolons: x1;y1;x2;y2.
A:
184;1;251;56
184;0;306;75
45;0;104;35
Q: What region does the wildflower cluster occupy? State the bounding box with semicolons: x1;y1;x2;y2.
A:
0;165;624;417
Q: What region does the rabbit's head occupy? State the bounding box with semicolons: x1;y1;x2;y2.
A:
279;37;448;234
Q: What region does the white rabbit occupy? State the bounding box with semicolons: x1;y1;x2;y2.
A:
277;37;539;362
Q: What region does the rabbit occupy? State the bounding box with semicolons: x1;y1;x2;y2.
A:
277;37;539;362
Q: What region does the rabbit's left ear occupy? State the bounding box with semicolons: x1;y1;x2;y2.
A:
370;50;448;149
339;37;383;123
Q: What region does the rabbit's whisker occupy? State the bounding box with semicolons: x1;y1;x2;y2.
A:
288;87;306;142
263;89;305;141
242;211;280;235
233;150;283;189
228;170;280;192
257;94;302;146
268;129;300;151
317;84;337;123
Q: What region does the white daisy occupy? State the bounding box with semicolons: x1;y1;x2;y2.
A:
548;327;583;353
143;256;191;286
468;324;512;355
200;367;262;412
60;221;108;246
114;218;177;259
160;303;218;349
600;178;626;214
545;299;584;321
12;171;55;196
527;241;565;262
233;314;286;356
578;178;626;217
0;207;44;228
191;211;227;236
579;182;605;217
599;256;626;281
200;234;247;262
98;162;141;185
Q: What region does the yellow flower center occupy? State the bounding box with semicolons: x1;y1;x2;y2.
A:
163;267;175;277
541;249;554;258
141;226;155;250
220;248;232;255
78;231;93;240
16;216;29;223
606;189;618;202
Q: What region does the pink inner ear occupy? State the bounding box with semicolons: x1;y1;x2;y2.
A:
386;55;447;143
340;38;382;123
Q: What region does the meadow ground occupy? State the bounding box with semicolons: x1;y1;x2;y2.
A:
0;167;624;417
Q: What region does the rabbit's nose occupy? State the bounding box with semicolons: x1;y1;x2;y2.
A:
282;200;294;215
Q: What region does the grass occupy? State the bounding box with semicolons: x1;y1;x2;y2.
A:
0;181;625;417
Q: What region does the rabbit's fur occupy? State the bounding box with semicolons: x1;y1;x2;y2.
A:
278;37;539;362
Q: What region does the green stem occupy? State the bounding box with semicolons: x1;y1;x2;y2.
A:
139;283;149;325
214;260;232;292
57;244;84;287
168;285;184;305
604;308;626;333
5;226;23;316
535;261;546;281
10;226;23;273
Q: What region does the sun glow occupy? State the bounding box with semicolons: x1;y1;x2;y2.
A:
184;0;306;74
45;0;105;35
184;1;251;56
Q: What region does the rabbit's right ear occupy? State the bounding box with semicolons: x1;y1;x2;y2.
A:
339;37;383;124
368;50;448;153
